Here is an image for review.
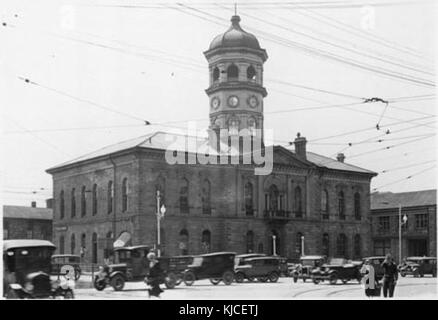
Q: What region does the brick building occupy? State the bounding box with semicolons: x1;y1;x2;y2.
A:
3;202;53;241
370;189;437;263
46;15;376;264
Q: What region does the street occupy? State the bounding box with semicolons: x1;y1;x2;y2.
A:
74;276;437;300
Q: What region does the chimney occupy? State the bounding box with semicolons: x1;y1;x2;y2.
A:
31;201;37;208
337;153;345;163
294;132;307;160
46;198;54;209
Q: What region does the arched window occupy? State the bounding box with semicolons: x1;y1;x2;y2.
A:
179;178;189;214
321;189;329;219
248;118;257;136
338;191;345;220
354;193;361;220
107;181;113;214
353;234;361;259
246;231;254;253
92;184;97;216
227;64;239;80
70;233;76;254
294;186;303;218
122;178;128;212
71;188;76;218
60;190;65;219
213;67;220;82
92;233;98;264
337;233;348;258
247;65;256;81
202;179;211;215
244;182;254;216
179;229;189;255
81;186;86;217
322;233;330;257
104;231;113;259
201;230;211;253
228;118;239;136
268;184;279;212
296;232;303;257
59;235;65;254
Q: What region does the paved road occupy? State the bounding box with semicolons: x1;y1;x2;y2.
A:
74;276;437;300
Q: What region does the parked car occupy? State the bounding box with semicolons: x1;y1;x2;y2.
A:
311;257;362;285
3;239;74;299
234;256;282;283
399;257;437;277
183;252;236;286
51;254;82;280
361;256;386;280
291;255;326;283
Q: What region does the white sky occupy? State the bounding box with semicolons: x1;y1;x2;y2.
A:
1;0;437;207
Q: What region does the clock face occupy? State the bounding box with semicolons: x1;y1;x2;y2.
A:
228;95;239;108
211;97;220;109
248;95;259;108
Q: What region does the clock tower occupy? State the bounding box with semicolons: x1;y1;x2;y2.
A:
204;15;268;147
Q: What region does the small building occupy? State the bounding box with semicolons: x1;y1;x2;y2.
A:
3;201;53;241
370;189;437;262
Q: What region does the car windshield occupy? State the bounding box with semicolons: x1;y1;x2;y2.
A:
191;257;203;266
116;250;131;263
328;258;345;265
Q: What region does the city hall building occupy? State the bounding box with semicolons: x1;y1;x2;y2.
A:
47;15;376;264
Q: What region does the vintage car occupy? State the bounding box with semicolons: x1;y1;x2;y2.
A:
3;239;74;299
234;256;282;283
361;256;385;280
399;257;437;277
311;257;362;285
291;255;326;283
183;252;236;286
51;254;82;280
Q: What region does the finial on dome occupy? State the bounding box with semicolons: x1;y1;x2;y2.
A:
231;15;241;26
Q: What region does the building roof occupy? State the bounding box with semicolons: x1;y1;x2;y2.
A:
3;205;53;220
46;131;376;176
209;15;261;51
371;189;437;210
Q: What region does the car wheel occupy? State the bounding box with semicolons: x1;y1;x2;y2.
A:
293;275;298;283
210;278;221;285
312;278;320;285
111;274;125;291
222;271;234;285
329;274;338;285
74;270;81;281
235;272;245;283
64;289;74;299
269;272;279;283
400;271;406;277
258;276;268;283
342;279;349;284
165;272;177;289
247;276;255;282
94;278;106;291
184;271;196;286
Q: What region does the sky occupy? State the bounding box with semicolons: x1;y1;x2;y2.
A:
1;0;437;207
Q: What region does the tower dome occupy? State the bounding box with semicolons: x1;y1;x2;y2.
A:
209;15;261;50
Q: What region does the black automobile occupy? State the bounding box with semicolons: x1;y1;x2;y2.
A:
3;239;74;299
234;256;282;283
291;255;326;283
399;257;437;277
51;254;82;280
183;252;236;286
311;258;362;285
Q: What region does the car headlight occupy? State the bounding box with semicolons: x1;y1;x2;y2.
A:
25;282;34;291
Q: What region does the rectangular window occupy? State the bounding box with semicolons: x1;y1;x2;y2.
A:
378;216;390;232
415;214;428;229
374;239;391;256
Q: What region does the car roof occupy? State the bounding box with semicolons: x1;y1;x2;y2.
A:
199;252;236;257
300;255;326;260
51;254;81;258
3;239;56;251
406;256;436;260
114;245;151;251
363;256;386;260
246;256;281;262
236;253;266;258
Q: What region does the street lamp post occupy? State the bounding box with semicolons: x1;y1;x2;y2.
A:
156;190;166;257
301;235;305;257
399;204;408;264
272;235;277;256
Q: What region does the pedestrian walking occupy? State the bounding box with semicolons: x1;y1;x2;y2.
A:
381;253;399;298
361;259;380;298
145;252;164;298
